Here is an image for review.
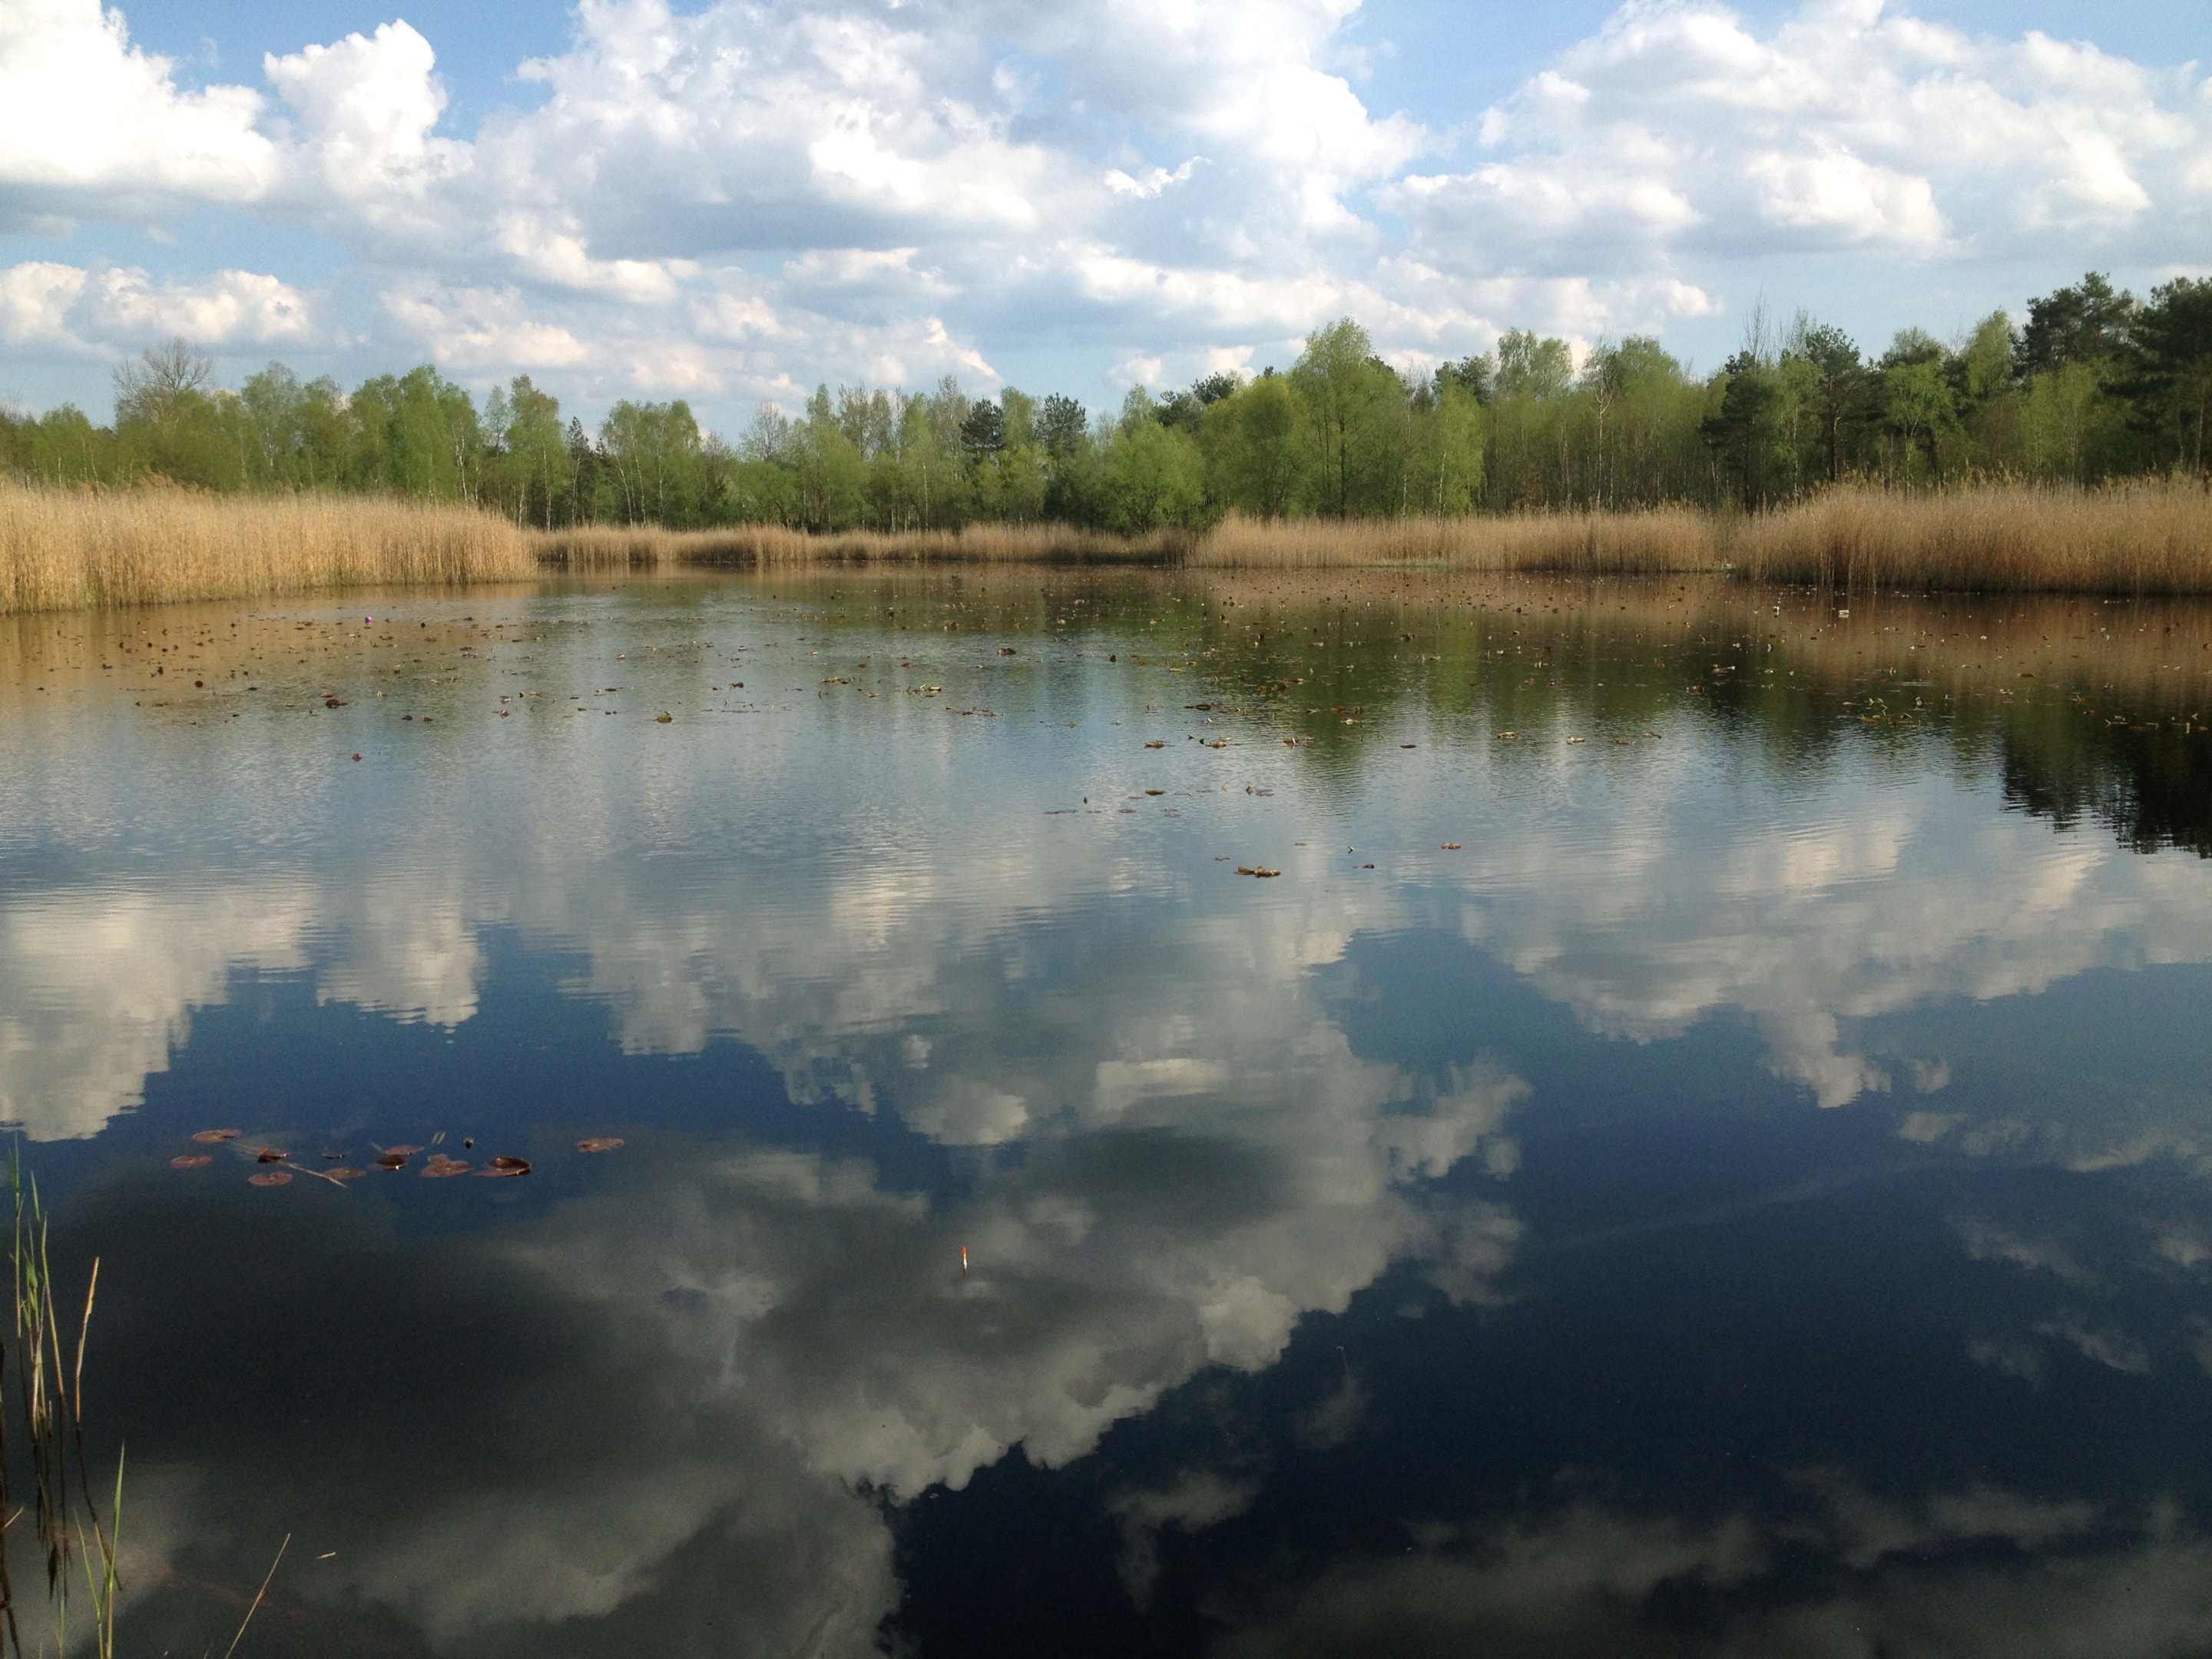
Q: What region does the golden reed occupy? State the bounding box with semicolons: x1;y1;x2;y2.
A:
535;511;1710;573
0;482;533;613
541;488;2212;591
531;520;1187;567
1188;506;1716;572
1733;480;2212;594
8;478;2212;612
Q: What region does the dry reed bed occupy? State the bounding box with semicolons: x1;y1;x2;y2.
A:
10;479;2212;612
0;482;532;613
1735;481;2212;594
536;509;1713;573
533;520;1187;567
1190;506;1718;571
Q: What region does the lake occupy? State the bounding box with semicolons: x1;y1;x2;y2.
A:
4;567;2212;1657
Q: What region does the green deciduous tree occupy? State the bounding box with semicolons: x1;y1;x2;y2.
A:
484;376;569;526
23;286;2210;528
1101;390;1205;530
1203;373;1300;518
346;366;482;501
1290;318;1404;517
600;398;708;525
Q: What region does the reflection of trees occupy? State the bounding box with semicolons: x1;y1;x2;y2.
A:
769;568;2212;856
1107;571;2212;859
1993;710;2212;859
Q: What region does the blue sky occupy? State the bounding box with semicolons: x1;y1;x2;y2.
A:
2;0;2206;433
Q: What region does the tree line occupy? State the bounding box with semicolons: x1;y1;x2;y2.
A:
4;272;2205;529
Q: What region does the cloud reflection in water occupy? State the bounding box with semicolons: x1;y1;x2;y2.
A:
5;577;2212;1654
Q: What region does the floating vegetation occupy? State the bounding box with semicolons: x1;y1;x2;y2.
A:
575;1138;624;1154
169;1128;545;1194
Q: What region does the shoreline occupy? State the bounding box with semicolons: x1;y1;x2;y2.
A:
5;478;2210;613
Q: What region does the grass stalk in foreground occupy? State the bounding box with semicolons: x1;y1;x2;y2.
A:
221;1532;289;1659
1;1146;121;1659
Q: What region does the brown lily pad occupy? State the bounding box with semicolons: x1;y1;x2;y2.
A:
478;1157;531;1177
191;1128;241;1143
575;1137;624;1154
375;1154;408;1171
420;1159;470;1178
170;1155;212;1169
247;1171;293;1187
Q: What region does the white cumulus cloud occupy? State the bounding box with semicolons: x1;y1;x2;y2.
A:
0;0;278;217
0;260;314;354
0;0;2204;407
1390;0;2208;281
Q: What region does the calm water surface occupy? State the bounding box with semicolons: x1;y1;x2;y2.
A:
4;568;2212;1657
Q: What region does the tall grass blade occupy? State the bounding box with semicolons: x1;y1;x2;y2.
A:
222;1534;290;1659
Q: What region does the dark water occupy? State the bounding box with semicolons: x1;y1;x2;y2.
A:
5;568;2212;1657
